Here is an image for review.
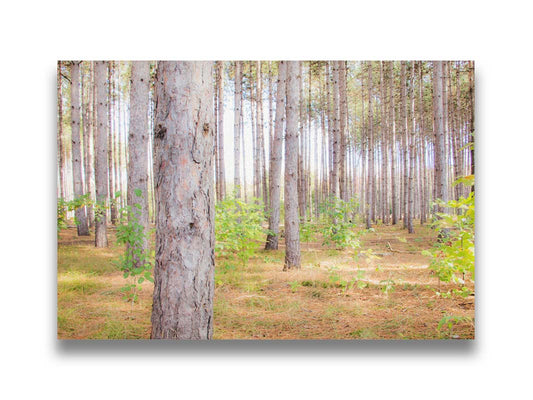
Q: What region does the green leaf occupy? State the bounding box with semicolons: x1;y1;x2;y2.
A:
134;188;142;197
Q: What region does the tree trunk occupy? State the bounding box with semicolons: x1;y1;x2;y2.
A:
257;61;268;210
233;61;242;198
70;61;89;236
108;62;117;225
57;62;66;200
389;62;398;225
151;61;215;340
469;60;475;193
339;61;347;202
83;62;95;227
265;61;286;250
216;61;226;200
407;62;416;233
94;61;109;247
433;61;448;211
283;61;301;271
127;61;150;269
366;61;374;229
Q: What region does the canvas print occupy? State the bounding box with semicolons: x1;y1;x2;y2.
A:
57;61;475;339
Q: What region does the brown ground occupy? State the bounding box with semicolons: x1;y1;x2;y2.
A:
57;223;474;340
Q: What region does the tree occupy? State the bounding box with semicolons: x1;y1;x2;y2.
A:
366;61;374;229
233;61;242;198
127;61;150;268
94;61;109;248
70;61;90;236
151;61;215;340
433;61;448;211
216;61;226;200
265;61;286;250
283;61;301;271
57;62;66;200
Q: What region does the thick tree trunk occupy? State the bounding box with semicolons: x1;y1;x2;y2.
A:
127;61;150;269
233;61;242;198
70;61;89;236
151;61;215;340
283;61;301;271
94;61;109;247
265;61;286;250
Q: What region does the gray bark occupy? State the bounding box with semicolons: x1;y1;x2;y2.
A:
339;61;347;201
433;61;448;211
233;62;242;197
57;62;66;200
216;61;226;200
127;61;151;269
366;61;374;229
70;61;89;236
265;61;286;250
151;61;215;340
389;62;398;225
407;62;416;233
283;61;301;270
94;61;109;247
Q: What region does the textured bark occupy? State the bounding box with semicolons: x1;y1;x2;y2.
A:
419;62;428;224
469;61;475;193
366;61;374;229
216;61;226;200
407;62;416;234
433;61;448;211
258;62;268;210
127;61;150;268
389;62;398;225
265;61;286;250
233;62;242;197
70;61;89;236
57;62;66;199
283;61;301;270
108;62;117;225
331;61;339;198
83;62;95;227
380;61;388;224
94;61;109;247
151;61;215;340
400;61;408;228
297;62;306;220
339;61;347;201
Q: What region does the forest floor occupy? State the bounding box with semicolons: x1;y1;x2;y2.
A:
57;223;475;340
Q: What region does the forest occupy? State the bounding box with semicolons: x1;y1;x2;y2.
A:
57;60;475;340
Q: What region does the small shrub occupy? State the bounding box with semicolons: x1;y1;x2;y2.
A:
215;196;267;267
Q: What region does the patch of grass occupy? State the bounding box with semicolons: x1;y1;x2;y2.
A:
350;328;377;339
58;271;105;295
89;319;147;339
57;307;80;333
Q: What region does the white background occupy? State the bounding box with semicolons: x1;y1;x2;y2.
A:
1;1;531;399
